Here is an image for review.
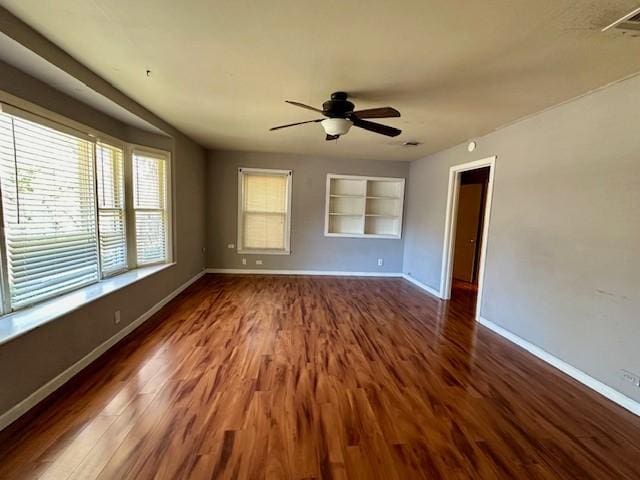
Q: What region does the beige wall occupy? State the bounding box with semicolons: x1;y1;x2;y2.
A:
403;73;640;403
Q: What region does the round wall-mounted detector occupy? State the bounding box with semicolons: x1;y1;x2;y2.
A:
467;141;476;152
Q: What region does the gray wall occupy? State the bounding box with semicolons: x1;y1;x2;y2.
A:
207;150;408;273
403;74;640;402
2;0;638;421
0;65;206;416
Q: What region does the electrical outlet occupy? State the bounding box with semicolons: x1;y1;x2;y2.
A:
242;258;247;265
377;258;384;267
621;370;640;387
227;243;235;249
256;259;263;265
114;310;121;325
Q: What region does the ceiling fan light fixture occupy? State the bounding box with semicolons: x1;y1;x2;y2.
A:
321;118;353;136
271;93;401;138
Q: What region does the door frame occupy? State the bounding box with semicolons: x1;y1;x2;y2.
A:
440;156;496;320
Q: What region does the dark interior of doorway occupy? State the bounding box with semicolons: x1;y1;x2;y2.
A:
451;167;490;302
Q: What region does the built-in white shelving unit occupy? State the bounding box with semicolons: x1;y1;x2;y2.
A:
324;174;405;238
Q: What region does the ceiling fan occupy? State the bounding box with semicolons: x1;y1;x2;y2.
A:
269;91;401;141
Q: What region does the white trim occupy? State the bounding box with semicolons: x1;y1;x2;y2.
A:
237;249;291;256
132;148;173;265
324;173;405;239
324;232;401;239
401;273;443;299
475;159;495;319
0;265;176;347
237;167;292;255
325;173;404;182
440;156;496;320
478;316;640;417
96;141;128;278
206;268;402;277
0;269;205;432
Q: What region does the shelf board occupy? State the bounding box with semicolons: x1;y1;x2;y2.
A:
327;174;405;240
325;232;400;239
366;233;400;239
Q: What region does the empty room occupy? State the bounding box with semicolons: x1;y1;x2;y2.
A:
0;1;639;479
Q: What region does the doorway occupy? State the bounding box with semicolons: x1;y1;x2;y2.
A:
452;167;490;285
440;156;496;319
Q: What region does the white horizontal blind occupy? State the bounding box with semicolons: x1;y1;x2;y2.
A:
133;150;167;265
240;170;290;251
0;111;99;309
96;142;126;275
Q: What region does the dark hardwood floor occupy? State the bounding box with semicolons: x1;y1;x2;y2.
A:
1;274;639;479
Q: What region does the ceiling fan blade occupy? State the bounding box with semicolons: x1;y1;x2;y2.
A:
269;119;323;131
352;118;402;137
285;100;324;114
352;107;400;119
325;134;340;141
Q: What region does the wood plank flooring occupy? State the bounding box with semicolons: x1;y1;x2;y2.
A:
0;274;639;479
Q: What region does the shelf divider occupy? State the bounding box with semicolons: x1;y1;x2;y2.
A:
325;174;404;238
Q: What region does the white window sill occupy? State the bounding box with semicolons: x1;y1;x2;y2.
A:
0;263;175;347
237;249;291;255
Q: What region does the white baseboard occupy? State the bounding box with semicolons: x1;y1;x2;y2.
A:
401;273;443;299
0;270;206;432
205;269;445;300
478;316;640;417
206;268;403;277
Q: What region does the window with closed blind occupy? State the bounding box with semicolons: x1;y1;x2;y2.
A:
133;149;170;265
237;168;292;254
96;142;127;276
0;107;99;309
0;102;172;314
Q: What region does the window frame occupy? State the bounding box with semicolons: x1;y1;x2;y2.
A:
0;97;173;315
96;139;128;278
237;167;292;255
0;105;101;310
129;145;173;267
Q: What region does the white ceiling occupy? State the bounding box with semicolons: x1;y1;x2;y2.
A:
0;32;166;135
1;0;640;161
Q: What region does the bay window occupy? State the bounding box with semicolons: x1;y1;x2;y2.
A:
0;103;172;313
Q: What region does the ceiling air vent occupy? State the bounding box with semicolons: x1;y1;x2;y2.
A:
602;7;640;35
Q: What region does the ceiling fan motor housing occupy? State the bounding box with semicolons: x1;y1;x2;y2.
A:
323;91;355;118
271;92;402;138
